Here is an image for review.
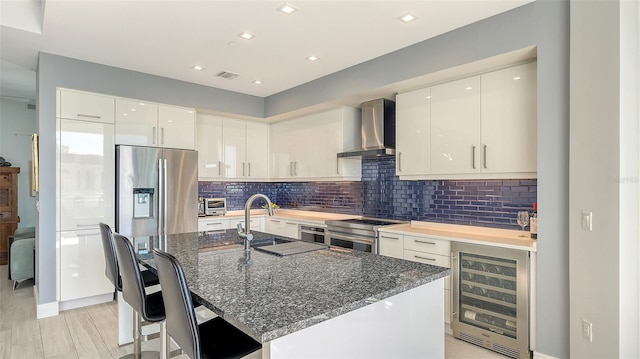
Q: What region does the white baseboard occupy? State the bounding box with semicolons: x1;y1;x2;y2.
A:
59;292;113;311
533;351;560;359
35;285;60;319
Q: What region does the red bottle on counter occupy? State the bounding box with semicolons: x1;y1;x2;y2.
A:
530;202;538;239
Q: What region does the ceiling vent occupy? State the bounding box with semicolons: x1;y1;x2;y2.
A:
215;71;239;80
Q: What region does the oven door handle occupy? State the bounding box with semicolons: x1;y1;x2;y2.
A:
328;232;375;245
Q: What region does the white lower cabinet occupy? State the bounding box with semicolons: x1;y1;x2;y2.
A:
198;218;229;232
59;229;113;301
378;230;452;324
228;217;263;232
378;232;403;259
264;218;300;239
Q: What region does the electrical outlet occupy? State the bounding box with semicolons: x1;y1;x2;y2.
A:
582;211;593;231
582;319;593;342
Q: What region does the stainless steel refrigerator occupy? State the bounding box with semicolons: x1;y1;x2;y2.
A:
116;145;198;238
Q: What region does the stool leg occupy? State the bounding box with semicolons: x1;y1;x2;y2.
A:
160;321;168;359
133;310;142;359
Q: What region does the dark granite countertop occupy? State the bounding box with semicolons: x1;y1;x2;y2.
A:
134;229;450;343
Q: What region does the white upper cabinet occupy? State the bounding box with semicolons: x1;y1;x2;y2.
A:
115;98;195;149
59;89;115;124
395;62;537;179
480;62;537;174
270;107;361;181
209;118;269;181
223;119;247;179
430;76;481;175
158;105;196;149
245;121;269;179
58;118;115;231
115;99;158;146
396;87;431;175
196;114;223;179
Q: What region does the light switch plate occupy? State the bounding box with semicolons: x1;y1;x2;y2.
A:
582;211;593;231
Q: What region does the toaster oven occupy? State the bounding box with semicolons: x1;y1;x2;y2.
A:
204;198;226;216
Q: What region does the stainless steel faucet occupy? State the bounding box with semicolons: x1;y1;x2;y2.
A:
237;193;274;253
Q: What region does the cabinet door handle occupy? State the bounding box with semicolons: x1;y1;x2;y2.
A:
415;239;436;245
248;162;251;177
206;222;223;225
483;145;488;169
289;162;293;176
472;145;476;169
294;161;298;176
76;224;98;228
270;220;281;223
450;250;456;321
76;232;100;237
161;128;165;145
242;162;246;177
380;235;400;240
77;114;101;119
285;222;297;225
153;127;157;145
398;152;402;172
218;161;222;176
414;255;436;262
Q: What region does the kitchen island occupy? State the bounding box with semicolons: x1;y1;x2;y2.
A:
129;229;450;358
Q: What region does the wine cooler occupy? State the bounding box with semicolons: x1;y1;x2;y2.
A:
452;242;530;359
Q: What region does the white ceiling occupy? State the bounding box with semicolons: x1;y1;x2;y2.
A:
0;0;533;101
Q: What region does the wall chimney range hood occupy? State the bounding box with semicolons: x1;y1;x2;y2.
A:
338;98;396;158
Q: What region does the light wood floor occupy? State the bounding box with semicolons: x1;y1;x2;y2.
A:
0;265;508;359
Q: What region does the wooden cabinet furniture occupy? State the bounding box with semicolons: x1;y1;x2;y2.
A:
0;167;20;265
395;62;537;180
115;98;196;149
270;107;361;181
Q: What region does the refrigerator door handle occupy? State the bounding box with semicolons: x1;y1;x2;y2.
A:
163;158;168;235
158;158;163;235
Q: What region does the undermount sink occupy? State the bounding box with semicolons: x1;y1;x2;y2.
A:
251;238;328;256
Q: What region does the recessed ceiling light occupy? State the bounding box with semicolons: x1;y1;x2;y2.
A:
131;108;137;112
277;3;297;15
513;76;521;80
398;13;417;23
139;102;145;106
123;113;128;116
238;31;255;40
306;56;319;61
426;96;431;99
465;86;473;90
253;80;263;85
192;65;204;71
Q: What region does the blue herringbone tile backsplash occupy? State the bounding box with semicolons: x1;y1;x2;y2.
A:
199;157;536;230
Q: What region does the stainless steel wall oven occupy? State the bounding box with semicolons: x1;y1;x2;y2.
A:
299;225;326;244
452;242;530;359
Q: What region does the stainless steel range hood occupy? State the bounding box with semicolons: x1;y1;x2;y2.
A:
338;98;396;158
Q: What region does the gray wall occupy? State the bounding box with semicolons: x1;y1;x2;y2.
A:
570;1;639;357
37;1;570;357
0;99;37;228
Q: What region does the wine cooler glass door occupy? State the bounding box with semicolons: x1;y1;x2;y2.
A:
452;242;530;359
459;252;519;338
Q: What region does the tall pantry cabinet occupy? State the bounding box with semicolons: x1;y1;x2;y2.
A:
56;89;114;305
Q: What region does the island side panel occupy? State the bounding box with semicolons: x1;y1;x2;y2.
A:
266;278;445;359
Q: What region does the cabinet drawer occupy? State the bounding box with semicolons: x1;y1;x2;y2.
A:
404;249;450;268
0;212;14;220
404;235;450;256
198;220;228;232
0;174;12;187
378;233;403;259
60;90;115;123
